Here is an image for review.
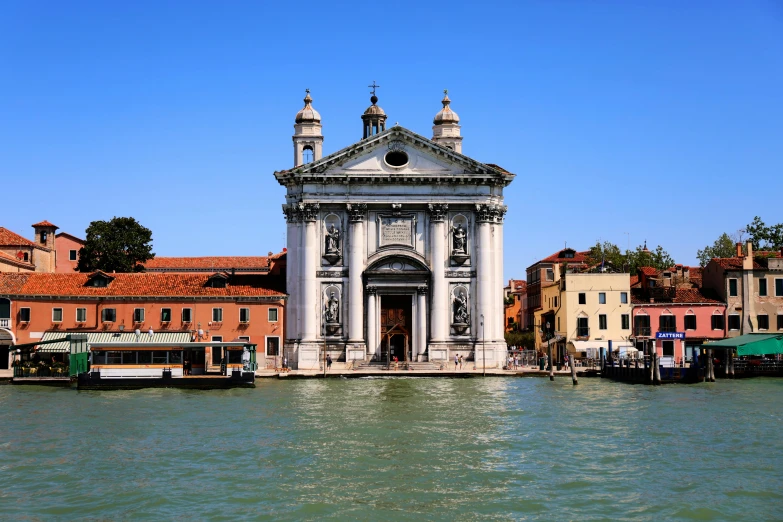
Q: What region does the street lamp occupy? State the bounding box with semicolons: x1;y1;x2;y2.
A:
480;314;485;377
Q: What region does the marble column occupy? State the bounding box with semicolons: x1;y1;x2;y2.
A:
476;204;493;347
366;286;377;358
493;206;506;341
347;204;367;344
300;203;319;340
428;204;448;342
284;206;300;341
417;285;428;361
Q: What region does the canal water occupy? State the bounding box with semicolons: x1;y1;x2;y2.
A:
1;377;781;521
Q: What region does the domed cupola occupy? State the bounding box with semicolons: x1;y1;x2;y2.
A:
292;89;324;167
431;89;463;153
295;90;321;123
361;81;387;139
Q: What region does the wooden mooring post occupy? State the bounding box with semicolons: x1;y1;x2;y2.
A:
570;353;578;385
653;351;661;385
547;344;554;381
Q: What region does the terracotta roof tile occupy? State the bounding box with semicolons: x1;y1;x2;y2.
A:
0;227;43;249
629;275;640;288
0;273;285;298
0;251;35;270
631;287;723;305
711;257;764;270
639;266;659;276
32;220;58;229
539;249;589;263
144;256;275;270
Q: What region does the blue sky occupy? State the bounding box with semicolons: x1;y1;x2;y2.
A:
1;1;782;278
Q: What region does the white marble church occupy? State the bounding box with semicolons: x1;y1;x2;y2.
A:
274;87;514;369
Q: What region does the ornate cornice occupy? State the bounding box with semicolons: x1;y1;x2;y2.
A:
283;205;300;223
427;203;449;222
346;203;367;223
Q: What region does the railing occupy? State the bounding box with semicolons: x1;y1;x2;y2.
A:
659;325;677;333
0;318;10;329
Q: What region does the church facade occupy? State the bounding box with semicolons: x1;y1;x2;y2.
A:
275;89;514;369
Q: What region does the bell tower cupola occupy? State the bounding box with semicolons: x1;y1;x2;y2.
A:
293;89;323;167
432;89;462;153
361;81;387;139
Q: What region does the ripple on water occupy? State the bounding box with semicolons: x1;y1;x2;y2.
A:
0;378;782;520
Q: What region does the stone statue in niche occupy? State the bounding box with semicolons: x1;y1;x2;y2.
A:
325;224;340;254
451;223;467;255
325;291;340;324
452;290;469;325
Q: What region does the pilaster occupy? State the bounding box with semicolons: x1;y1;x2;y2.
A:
347;204;367;345
428;204;448;342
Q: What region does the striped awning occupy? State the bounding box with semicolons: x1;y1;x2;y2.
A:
38;331;193;353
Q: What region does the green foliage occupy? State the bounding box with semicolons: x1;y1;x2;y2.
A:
696;233;737;267
505;330;535;349
626;244;674;273
746;216;783;250
585;241;626;271
77;217;155;273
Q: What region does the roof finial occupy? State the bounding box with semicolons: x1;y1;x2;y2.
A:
368;80;380;105
303;88;312;105
442;89;451;107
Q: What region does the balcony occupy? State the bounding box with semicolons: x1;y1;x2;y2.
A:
659;325;677;333
0;318;10;329
634;326;651;337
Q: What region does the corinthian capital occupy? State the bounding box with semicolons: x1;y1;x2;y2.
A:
427;203;448;222
298;202;320;222
346;203;367;222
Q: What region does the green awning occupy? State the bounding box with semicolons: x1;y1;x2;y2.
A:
706;334;783;356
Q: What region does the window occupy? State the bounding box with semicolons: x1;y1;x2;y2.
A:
598;292;606;304
778;314;783;330
76;308;87;322
133;308;145;323
52;308;63;323
23;252;29;262
239;308;250;323
776;279;783;297
712;315;725;330
759;278;768;297
546;268;554;281
122;352;137;364
507;317;513;326
152;351;168;364
302;147;314;164
20;307;31;322
634;315;650;336
90;277;108;288
553;297;558;308
578;293;586;305
621;314;630;330
106;351;122;364
620;292;628;304
138;351;152;364
40;231;47;244
758;314;769;330
69;250;77;261
238;336;250;342
728;315;740;331
182;308;192;323
102;308;116;323
228;349;243;364
212;336;223;364
729;279;738;297
266;337;280;356
212;308;223;322
576;317;589;337
161;308;171;322
662;340;674;357
684;315;696;330
599;314;607;330
268;307;279;322
659;315;676;333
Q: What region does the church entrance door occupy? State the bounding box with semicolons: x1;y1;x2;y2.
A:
380;295;412;363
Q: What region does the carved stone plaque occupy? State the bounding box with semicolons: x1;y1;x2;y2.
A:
379;215;415;248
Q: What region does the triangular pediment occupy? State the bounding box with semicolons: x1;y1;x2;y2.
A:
274;126;514;186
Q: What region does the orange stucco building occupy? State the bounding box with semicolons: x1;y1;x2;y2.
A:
0;270;286;371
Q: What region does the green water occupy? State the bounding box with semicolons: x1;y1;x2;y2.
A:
0;377;781;521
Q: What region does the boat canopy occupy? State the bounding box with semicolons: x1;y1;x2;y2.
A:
705;334;783;356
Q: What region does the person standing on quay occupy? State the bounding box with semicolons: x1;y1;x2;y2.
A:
454;354;459;370
459;355;464;370
326;354;332;371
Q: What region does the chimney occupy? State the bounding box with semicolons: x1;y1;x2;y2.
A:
736;243;743;258
743;241;754;270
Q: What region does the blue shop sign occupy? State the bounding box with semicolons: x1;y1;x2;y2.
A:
656;332;685;340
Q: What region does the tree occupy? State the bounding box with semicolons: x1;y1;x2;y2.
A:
745;216;783;250
505;331;535;350
626;244;674;274
696;233;736;267
77;217;155;273
584;241;626;271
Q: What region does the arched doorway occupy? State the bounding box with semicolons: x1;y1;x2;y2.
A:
364;254;430;362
